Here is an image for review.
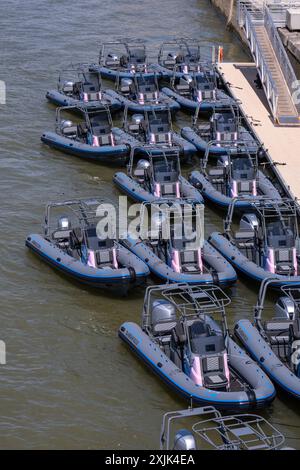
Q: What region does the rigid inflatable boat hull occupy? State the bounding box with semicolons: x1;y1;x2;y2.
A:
162;87;235;114
151;64;206;80
113;172;204;203
122;237;237;286
112;128;197;162
45;90;122;113
89;64;158;81
189;170;282;211
105;89;180;114
235;319;300;400
26;234;150;295
209;232;300;288
119;322;275;410
181;126;258;156
41;131;130;165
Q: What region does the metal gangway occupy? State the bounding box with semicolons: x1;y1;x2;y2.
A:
238;0;300;125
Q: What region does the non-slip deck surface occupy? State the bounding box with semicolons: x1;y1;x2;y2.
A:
218;62;300;200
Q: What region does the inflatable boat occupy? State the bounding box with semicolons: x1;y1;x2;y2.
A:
160;406;289;450
113;147;203;203
181;106;259;156
89;39;157;81
41;105;132;165
189;148;282;211
119;283;275;409
46;65;121;113
209;198;300;287
121;200;237;286
162;68;235;114
105;72;180;113
26;198;149;295
235;278;300;400
121;105;197;162
153;38;215;79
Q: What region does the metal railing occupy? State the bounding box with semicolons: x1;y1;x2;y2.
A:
238;0;300;121
264;6;300;114
239;1;279;118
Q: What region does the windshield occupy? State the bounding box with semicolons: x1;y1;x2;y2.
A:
266;218;296;248
128;47;146;64
89;113;111;135
231;157;255;180
188;321;225;355
152;157;179;183
80;72;100;93
85;227;114;250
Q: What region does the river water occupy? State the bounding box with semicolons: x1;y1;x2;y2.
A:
0;0;299;450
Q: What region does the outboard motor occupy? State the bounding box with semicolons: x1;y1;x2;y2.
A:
217;155;229;168
151;300;177;334
275;297;297;320
239;213;259;232
134;159;150;181
60;120;77;138
129;114;144;135
62;80;75;95
137;159;150;170
164;53;177;68
120;78;133;95
173;430;196;450
106;53;120;68
54;216;72;249
58;216;71;230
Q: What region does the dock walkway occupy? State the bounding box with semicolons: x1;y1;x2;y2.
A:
218;62;300;199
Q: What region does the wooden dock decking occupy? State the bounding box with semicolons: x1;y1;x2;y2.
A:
218;62;300;199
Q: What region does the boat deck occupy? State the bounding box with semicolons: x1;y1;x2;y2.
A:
217;62;300;200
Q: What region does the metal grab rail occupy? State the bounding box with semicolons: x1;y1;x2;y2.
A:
264;6;300;114
240;2;279;118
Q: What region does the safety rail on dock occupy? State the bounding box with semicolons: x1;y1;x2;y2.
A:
238;0;300;125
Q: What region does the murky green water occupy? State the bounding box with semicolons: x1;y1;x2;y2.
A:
0;0;299;450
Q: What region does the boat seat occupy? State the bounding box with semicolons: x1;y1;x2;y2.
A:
62;84;74;94
106;59;120;67
164;59;176;67
264;320;292;332
134;168;145;180
208;168;225;184
202;354;228;390
152;321;177;335
161;183;177;197
120;85;130;94
94;249;117;269
62;126;78;138
52;229;72;240
264;320;292;345
128;124;140;133
176;84;190;92
235;230;255;242
180;250;201;273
